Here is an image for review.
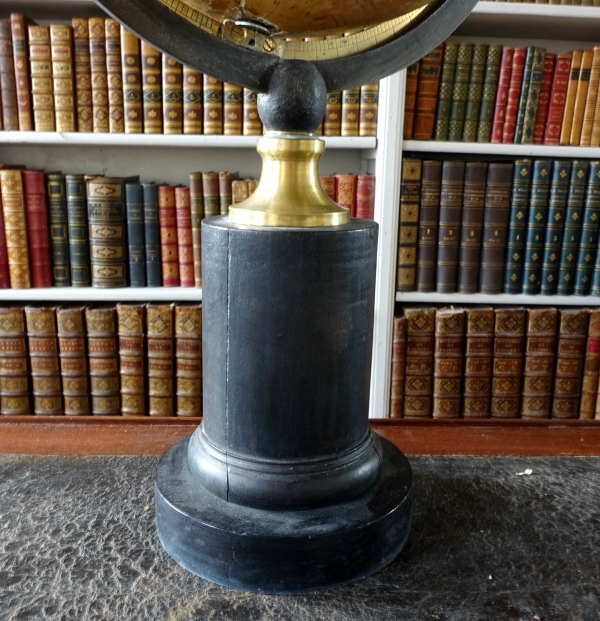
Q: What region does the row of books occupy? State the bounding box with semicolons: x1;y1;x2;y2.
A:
0;14;379;137
0;166;375;290
390;305;600;420
404;41;600;147
0;304;201;417
398;157;600;296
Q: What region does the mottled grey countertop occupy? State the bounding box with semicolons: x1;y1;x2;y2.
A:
0;453;598;621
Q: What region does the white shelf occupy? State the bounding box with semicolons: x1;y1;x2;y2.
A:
403;140;600;158
0;287;202;302
396;292;600;306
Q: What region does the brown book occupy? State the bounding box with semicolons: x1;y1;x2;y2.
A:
147;304;175;417
413;44;444;140
521;308;558;419
219;172;238;216
463;307;494;418
243;88;261;136
397;158;421;291
202;172;220;218
552;309;589;419
120;27;142;134
341;86;360;136
28;25;55;132
403;61;420;139
175;186;194;287
183;66;202;134
141;41;162;134
0;307;30;415
25;307;62;415
580;309;600;420
390;316;406;418
88;17;109;133
223;82;242;135
319;175;336;201
247;179;258;195
232;179;249;204
569;48;594;146
189;172;203;287
57;306;90;416
50;25;75;133
559;49;583;145
158;185;179;287
175;305;202;417
0;19;19;130
580;47;600;146
85;306;120;416
359;82;379;137
72;18;92;133
416;160;442;292
203;75;223;134
104;19;124;133
116;303;145;416
491;307;526;419
11;14;32;131
403;307;436;418
324;91;342;136
162;55;183;134
433;307;465;419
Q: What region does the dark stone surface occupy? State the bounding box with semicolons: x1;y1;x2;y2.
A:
0;454;599;620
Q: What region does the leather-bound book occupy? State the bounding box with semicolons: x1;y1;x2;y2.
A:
359;82;379;137
142;182;161;287
72;17;93;133
434;43;458;141
416;160;442;292
448;43;474;142
65;174;90;287
22;171;52;288
125;181;146;287
183;66;202;134
147;303;175;416
162;55;183;134
88;17;109;133
223;82;242;135
243;88;261;136
436;161;465;293
116;303;145;416
413;43;444;141
581;47;600;146
574;161;600;296
522;160;552;294
219;171;238;216
175;186;193;287
544;53;572;145
580;309;600;419
232;179;249;205
87;177;127;288
141;41;162;134
319;175;336;201
202;172;220;218
50;25;76;133
403;307;435;417
552;308;589;419
341;86;360;136
521;307;558;419
0;196;10;289
390;316;406;418
356;175;375;220
120;27;142;134
557;161;588;295
105;19;124;133
157;185;179;287
10;14;32;131
433;307;465;419
513;47;535;144
334;173;357;217
46;173;71;287
324;91;342;136
0;19;19;130
56;306;90;416
491;307;526;419
521;48;546;144
540;161;572;294
478;162;514;294
203;75;223;134
403;61;419;139
189;173;203;287
462;43;488;143
0;307;30;415
25;307;62;416
559;49;583;145
569;48;593;146
247;179;258;195
175;305;202;417
86;306;120;416
458;162;488;294
476;44;503;143
502;47;526;143
463;307;494;418
0;169;30;288
28;26;55;132
397;158;422;291
532;53;556;144
491;47;514;144
592;246;600;295
503;159;532;294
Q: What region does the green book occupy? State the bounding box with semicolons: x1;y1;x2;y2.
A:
462;43;488;142
557;161;589;295
591;243;600;296
503;159;532;293
514;46;535;144
476;44;503;143
540;160;572;295
522;159;552;294
574;161;600;295
434;43;459;141
46;172;72;287
65;174;90;287
447;43;473;142
521;48;546;145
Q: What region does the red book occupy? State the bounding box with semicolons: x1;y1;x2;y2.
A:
174;186;194;288
21;170;52;288
319;175;335;201
356;174;375;220
412;43;444;140
334;173;357;217
544;53;572;146
533;53;556;145
0;194;9;289
158;185;180;287
403;61;420;140
491;47;514;144
502;47;526;144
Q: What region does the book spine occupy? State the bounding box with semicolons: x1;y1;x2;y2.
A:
175;305;202;417
0;170;30;288
231;179;248;204
355;175;375;220
189;173;203;288
183;66;202;134
334;173;357;217
477;44;503;143
491;307;526;418
397;159;421;291
65;174;90;287
404;307;436;418
125;182;146;287
359;82;379;137
22;171;52;288
202;172;220;218
416;160;442;292
0;19;19;130
580;47;600;146
28;25;55;132
569;48;594;145
521;308;558;419
0;308;30;415
462;43;488;142
574;161;600;295
142;182;161;287
11;14;32;131
502;47;526;143
175;186;193;287
521;48;546;144
243;88;261;135
580;309;600;419
219;171;237;216
158;185;179;287
552;309;589;419
116;303;145;416
341;86;360;136
105;19;124;133
434;44;458;141
203;75;223;134
0;195;10;288
513;46;535;144
491;47;514;144
50;24;76;133
324;91;342;136
87;177;127;288
147;304;175;416
403;61;419;139
88;17;109;133
223;82;242;135
162;55;183;134
72;18;92;133
320;176;336;201
390;316;406;418
141;41;162;134
448;43;474;142
559;49;583;145
433;308;465;419
46;174;71;287
120;27;143;134
544;53;572;145
463;307;494;418
532;53;556;144
413;44;444;141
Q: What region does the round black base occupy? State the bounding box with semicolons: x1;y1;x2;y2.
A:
156;434;412;594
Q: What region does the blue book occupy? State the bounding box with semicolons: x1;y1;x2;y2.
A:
143;182;162;287
126;182;146;287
